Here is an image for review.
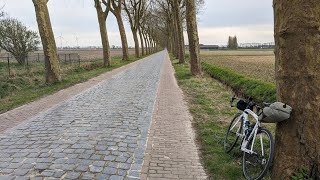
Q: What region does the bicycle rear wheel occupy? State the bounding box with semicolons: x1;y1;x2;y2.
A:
224;113;243;153
242;128;274;180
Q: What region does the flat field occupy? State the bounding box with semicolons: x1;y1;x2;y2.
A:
201;49;276;84
0;49;136;62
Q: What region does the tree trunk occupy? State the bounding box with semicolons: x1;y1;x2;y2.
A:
32;0;61;83
143;33;149;55
13;54;26;65
173;0;185;63
138;28;145;56
186;0;201;76
115;12;129;61
173;18;179;59
95;6;111;67
153;40;156;53
273;0;320;179
146;35;151;54
132;29;140;58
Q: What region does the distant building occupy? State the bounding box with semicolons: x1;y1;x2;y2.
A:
199;44;219;50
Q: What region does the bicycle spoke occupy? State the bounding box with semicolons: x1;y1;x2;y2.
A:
224;113;243;153
242;129;274;180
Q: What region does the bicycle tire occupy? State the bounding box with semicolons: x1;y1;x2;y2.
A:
224;113;243;153
242;128;274;180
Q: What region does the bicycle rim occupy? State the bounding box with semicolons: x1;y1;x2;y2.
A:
224;113;242;153
242;128;274;180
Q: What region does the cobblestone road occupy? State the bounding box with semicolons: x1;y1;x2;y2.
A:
0;52;165;180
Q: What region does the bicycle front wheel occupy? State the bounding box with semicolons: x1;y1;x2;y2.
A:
242;128;274;180
224;113;243;153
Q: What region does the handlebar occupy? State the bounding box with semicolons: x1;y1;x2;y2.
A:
230;95;271;112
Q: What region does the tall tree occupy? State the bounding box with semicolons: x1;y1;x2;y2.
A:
109;0;129;61
172;0;185;63
273;0;320;179
32;0;61;83
94;0;111;67
186;0;201;76
123;0;143;58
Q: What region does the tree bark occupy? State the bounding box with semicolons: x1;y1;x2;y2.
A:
132;29;140;58
173;0;185;63
32;0;61;83
273;0;320;179
143;32;149;55
95;0;111;67
146;34;151;54
172;18;179;59
115;12;129;61
138;27;145;56
186;0;201;76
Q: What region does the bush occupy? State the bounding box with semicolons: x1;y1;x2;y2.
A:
201;62;276;103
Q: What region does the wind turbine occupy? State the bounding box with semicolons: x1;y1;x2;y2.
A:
73;34;79;48
57;33;64;49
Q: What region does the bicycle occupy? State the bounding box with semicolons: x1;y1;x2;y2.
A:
224;96;274;180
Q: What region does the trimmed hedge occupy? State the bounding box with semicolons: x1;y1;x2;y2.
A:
201;62;276;103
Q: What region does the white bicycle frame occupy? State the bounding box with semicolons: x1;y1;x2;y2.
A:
231;108;264;156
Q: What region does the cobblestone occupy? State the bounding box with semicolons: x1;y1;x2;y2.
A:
0;51;208;179
0;52;165;179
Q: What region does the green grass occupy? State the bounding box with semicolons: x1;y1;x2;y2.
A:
172;55;277;179
0;56;143;113
201;62;276;103
172;59;244;179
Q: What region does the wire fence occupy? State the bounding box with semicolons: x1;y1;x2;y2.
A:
0;53;81;77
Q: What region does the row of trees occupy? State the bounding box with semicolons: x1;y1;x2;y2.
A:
30;0;203;83
149;0;204;75
3;0;319;178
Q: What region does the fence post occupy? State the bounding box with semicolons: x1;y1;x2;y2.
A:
69;54;71;63
38;53;40;62
7;56;10;77
78;55;81;67
65;54;67;63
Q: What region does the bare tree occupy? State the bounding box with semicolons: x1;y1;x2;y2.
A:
273;0;320;179
172;0;185;63
123;0;143;58
94;0;111;67
186;0;201;76
32;0;61;83
109;0;129;61
0;17;40;65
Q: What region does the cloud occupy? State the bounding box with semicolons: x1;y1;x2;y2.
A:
0;0;274;46
198;0;273;27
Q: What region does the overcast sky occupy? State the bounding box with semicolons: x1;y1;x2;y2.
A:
0;0;274;47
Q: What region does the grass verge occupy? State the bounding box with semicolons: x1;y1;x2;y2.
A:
172;56;276;179
0;56;143;113
172;59;244;179
201;62;276;103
